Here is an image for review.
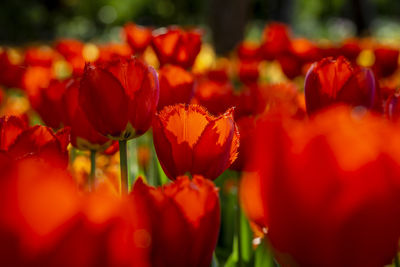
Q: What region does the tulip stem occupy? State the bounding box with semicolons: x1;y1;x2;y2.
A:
119;140;129;194
236;183;243;267
89;150;96;191
395;254;400;267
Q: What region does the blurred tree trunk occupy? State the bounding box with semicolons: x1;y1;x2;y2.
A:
209;0;251;55
351;0;374;36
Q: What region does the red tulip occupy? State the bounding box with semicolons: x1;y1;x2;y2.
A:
339;39;361;62
238;60;260;85
29;78;68;129
0;115;70;167
152;27;202;69
0;115;28;151
131;175;220;267
55;39;85;74
97;43;132;64
123;23;152;54
261;22;291;60
385;92;400;122
237;41;261;61
79;57;159;140
62;78;111;151
158;64;195;110
230;116;256;171
305;56;377;115
247;106;400;267
0;158;151;267
24;47;57;68
193;78;235;115
373;46;399;78
153;104;239;180
0;50;24;88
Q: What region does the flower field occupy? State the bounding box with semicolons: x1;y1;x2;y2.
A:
1;21;400;267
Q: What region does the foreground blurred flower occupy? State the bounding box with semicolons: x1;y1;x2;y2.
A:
152;27;202;69
131;175;220;267
0;115;70;167
305;56;377;115
80;57;159;140
153;104;239;180
245;106;400;267
158;64;195;110
0;158;151;267
123;23;153;54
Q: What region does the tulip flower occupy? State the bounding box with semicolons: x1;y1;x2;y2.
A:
153;104;239;180
0;115;70;168
193;78;235;116
24;47;57;68
28;78;68;129
373;46;399;78
0;158;151;267
305;56;377;115
261;22;291;60
62;78;111;151
123;23;152;54
385;92;400;122
80;57;159;193
55;39;85;74
131;175;220;267
0;50;24;89
246;106;400;267
152;27;202;69
97;43;132;64
237;41;261;61
158;64;195;110
80;57;159;140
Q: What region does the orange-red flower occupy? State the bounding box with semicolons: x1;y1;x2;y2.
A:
24;47;57;68
55;39;85;74
305;56;377;114
131;175;220;267
152;27;202;69
158;64;194;110
123;23;153;54
0;158;151;267
97;43;133;64
79;57;159;140
261;22;291;60
62;78;111;151
0;50;24;89
152;104;239;180
373;46;399;78
193;78;235;116
246;106;400;267
0;115;70;168
29;78;68;129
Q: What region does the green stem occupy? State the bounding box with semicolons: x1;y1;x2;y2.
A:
395;253;400;267
237;183;243;267
119;140;129;194
89;150;96;191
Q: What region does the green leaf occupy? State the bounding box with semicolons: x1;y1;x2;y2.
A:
254;240;275;267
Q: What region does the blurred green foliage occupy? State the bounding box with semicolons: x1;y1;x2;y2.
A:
0;0;400;45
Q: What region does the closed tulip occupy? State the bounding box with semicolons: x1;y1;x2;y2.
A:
153;104;239;180
158;64;194;110
305;56;377;115
79;57;159;140
131;175;220;267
